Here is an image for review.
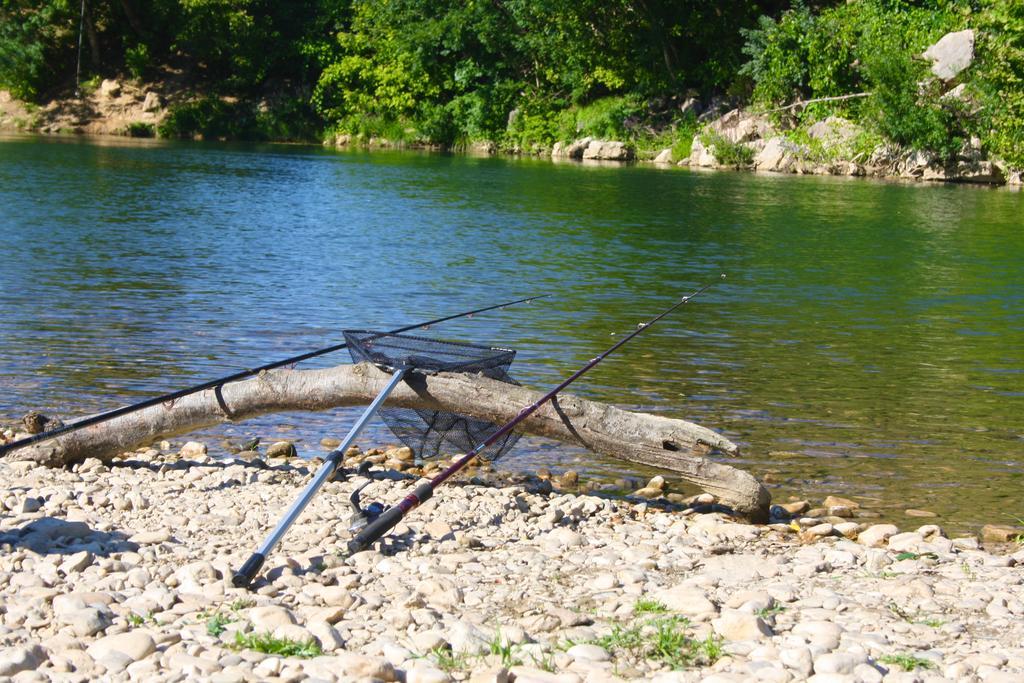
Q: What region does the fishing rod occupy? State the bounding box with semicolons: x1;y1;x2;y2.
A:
0;294;546;458
346;276;725;555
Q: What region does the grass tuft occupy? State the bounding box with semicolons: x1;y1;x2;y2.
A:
233;631;323;658
633;598;669;615
880;653;935;671
592;613;720;670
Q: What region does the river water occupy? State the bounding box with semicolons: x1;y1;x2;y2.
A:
1;134;1022;533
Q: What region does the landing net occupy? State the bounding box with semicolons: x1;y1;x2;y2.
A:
344;330;521;462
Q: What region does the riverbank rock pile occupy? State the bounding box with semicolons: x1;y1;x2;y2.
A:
1;443;1023;682
0;79;167;138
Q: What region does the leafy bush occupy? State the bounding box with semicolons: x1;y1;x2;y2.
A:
741;0;968;159
741;6;816;107
700;132;755;167
126;122;154;138
125;43;151;81
571;95;646;140
974;0;1024;167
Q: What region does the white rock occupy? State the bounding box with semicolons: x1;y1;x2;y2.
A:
129;529;171;545
447;620;490;655
179;441;208;457
857;524;899;548
86;631;156;662
814;651;867;675
712;610;773;641
247;605;296;631
566;643;611;662
792;621;844;651
779;646;814;677
412;630;448;653
655;585;718;616
64;608;112;637
923;29;975;81
0;645;46;676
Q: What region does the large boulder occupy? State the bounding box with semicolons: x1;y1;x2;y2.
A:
806;117;863;152
554;137;593;159
923;30;974;81
706;108;772;144
953;159;1005;184
687;135;717;167
755;136;804;173
98;79;122;99
582;140;634;161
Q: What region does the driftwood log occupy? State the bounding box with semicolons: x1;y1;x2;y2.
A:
7;363;771;520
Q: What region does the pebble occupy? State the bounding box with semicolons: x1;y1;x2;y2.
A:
0;445;1021;682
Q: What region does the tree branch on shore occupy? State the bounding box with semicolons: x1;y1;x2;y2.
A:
6;363;770;520
758;92;873;115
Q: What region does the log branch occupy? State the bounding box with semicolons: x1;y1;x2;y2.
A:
6;363;770;520
758;92;873;115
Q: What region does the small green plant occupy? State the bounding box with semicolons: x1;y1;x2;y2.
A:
700;131;755;167
127;613;144;627
206;612;232;637
756;604;786;618
888;602;943;627
488;631;522;668
531;650;557;673
429;646;470;673
633;598;669;615
229;598;255;612
880;653;935;671
79;75;102;97
233;631;323;658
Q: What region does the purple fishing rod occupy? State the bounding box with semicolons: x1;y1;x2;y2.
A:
348;276;725;554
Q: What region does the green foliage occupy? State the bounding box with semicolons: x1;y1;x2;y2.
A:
974;0;1024;167
700;132;755;167
0;0;76;99
741;6;816;107
206;612;231;637
572;95;646;140
125;43;151;81
233;631;322;658
741;0;970;159
126;122;155;137
592;614;721;670
159;95;319;141
429;646;470;673
633;598;669;615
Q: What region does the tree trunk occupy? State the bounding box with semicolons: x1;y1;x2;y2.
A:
83;2;102;71
6;363;770;520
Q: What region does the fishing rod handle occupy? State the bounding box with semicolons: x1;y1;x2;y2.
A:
347;482;434;554
232;553;266;588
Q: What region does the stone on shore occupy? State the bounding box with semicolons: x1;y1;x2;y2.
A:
0;442;1022;681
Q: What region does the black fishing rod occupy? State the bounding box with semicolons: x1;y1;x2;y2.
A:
0;294;546;457
347;276;724;554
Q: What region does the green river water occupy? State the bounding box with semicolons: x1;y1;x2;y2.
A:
1;134;1022;533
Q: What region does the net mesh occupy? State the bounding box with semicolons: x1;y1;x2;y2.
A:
344;330;521;462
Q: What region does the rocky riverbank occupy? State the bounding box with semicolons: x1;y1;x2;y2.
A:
1;439;1023;682
0;80;170;138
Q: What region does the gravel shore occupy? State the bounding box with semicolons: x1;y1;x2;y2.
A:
1;441;1022;682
